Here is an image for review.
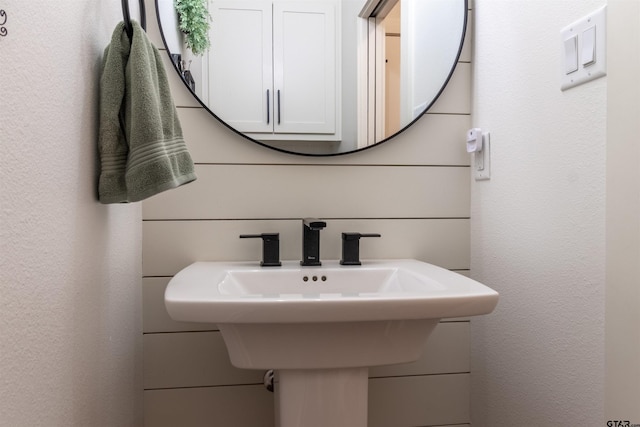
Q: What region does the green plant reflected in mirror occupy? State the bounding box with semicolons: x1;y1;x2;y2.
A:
174;0;210;55
156;0;468;156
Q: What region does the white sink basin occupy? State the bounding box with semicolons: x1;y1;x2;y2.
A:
166;259;498;323
166;259;497;368
165;259;498;427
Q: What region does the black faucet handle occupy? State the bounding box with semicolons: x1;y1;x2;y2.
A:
239;233;282;267
340;232;381;266
342;233;381;240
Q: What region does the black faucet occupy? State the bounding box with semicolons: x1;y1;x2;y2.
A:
239;233;282;267
300;218;327;266
340;232;381;265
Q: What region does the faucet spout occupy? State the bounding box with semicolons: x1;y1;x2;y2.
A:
301;218;326;266
303;218;327;231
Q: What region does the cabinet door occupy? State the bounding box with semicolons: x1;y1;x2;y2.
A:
273;2;337;135
209;1;273;133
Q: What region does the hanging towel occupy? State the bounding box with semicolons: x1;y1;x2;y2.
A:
98;20;196;204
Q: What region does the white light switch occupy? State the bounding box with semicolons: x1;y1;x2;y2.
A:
564;35;579;74
581;26;596;66
560;5;606;90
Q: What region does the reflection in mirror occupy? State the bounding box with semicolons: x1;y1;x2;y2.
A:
156;0;467;156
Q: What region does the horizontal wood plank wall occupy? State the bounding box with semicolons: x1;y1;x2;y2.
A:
142;0;473;425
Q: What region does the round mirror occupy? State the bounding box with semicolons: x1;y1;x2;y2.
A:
156;0;467;156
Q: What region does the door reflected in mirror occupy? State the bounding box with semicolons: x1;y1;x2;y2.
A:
156;0;467;156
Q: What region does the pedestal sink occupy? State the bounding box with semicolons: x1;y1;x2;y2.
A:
165;259;498;427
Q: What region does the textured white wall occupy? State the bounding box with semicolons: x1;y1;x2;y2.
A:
470;0;606;425
605;0;640;421
0;1;142;426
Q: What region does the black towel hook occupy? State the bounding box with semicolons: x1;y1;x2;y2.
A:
122;0;146;39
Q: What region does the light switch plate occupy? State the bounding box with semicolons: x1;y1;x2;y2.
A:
560;5;606;91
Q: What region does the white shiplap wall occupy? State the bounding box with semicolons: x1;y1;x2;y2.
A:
142;1;473;425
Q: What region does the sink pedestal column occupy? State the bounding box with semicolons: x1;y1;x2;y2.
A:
276;368;368;427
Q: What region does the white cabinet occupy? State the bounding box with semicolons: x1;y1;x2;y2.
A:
208;0;340;141
208;1;273;133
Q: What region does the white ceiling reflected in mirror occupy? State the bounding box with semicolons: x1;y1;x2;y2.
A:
156;0;467;156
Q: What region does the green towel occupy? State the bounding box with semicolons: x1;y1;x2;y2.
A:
98;21;196;204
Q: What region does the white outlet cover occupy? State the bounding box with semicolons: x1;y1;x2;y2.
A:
560;5;607;90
